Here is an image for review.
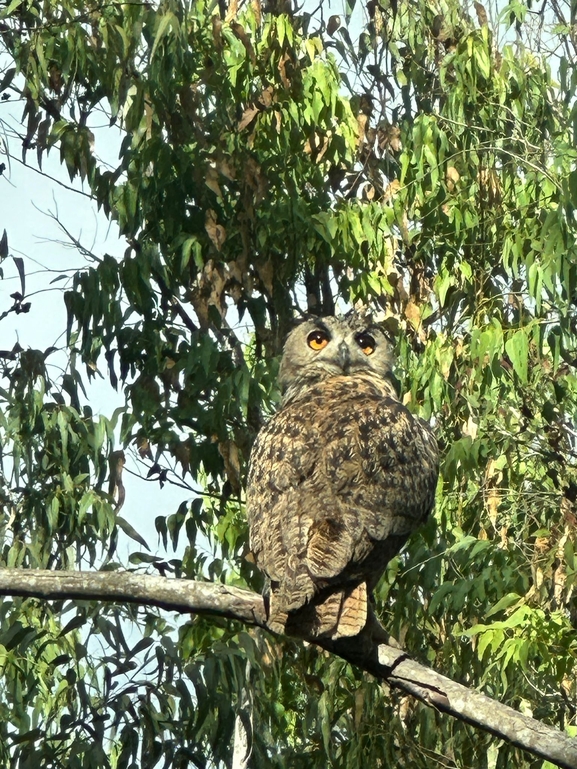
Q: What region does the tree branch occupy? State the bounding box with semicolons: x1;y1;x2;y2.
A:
0;569;266;626
0;569;574;769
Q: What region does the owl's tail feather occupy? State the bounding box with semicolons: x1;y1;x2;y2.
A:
315;582;368;640
268;582;368;640
275;571;316;614
266;603;289;636
266;572;314;635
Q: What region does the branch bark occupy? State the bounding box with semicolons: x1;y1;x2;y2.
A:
0;568;575;769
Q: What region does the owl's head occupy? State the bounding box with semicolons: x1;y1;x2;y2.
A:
278;315;394;401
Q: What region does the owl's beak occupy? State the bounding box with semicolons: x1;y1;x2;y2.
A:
337;342;350;373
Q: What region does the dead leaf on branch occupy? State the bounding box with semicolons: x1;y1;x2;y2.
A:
327;15;341;35
108;450;126;512
225;0;238;23
446;166;460;192
553;525;570;606
244;157;267;203
379;123;402;153
274;110;282;133
218;439;241;494
256;259;274;296
484;457;502;526
205;209;227;251
357;113;368;145
227;258;251;302
474;1;488;26
205;166;222;197
215;155;236;180
278;52;292;88
462;415;478;441
362;183;376;201
160;357;181;392
237;104;260;132
136;435;153;460
304;131;332;163
190;258;228;326
172;440;191;474
212;15;223;50
231;21;256;64
48;64;63;94
251;0;262;26
144;101;154;140
404;299;425;339
479;166;502;206
383;179;401;201
179;84;199;122
258;85;275;108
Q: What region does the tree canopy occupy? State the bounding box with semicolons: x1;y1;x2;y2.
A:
0;0;577;766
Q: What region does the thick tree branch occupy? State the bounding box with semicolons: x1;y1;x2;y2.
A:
0;569;575;769
0;569;267;626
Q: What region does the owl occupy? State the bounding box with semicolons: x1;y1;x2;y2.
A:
246;315;439;640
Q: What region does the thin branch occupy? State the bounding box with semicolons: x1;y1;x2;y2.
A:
5;152;95;199
0;569;575;769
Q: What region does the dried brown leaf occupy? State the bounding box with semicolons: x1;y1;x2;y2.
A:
205;166;222;197
258;85;275;108
238;104;260;131
225;0;238;22
245;157;267;202
446;166;460;192
327;15;341;35
218;439;241;493
404;300;424;337
256;259;274;296
251;0;262;26
231;21;256;63
278;52;291;88
205;210;227;250
462;415;478;441
108;450;126;512
357;113;368;144
212;15;223;50
216;156;236;180
474;1;488;25
274;110;282;133
381;124;402;153
173;441;191;474
383;179;401;201
136;435;153;460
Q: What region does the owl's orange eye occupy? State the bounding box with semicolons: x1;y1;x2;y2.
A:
356;332;376;355
307;330;330;351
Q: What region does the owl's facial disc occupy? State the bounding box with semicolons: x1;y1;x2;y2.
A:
306;323;376;372
279;316;394;399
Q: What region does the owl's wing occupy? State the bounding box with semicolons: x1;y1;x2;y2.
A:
246;407;321;587
351;397;439;544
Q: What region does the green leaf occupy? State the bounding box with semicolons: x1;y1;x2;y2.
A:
485;593;523;618
150;11;178;60
116;516;150;551
505;328;529;383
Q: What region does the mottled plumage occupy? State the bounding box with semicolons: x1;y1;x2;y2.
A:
246;315;438;639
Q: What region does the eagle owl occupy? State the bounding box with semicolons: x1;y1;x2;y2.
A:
246;315;439;640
